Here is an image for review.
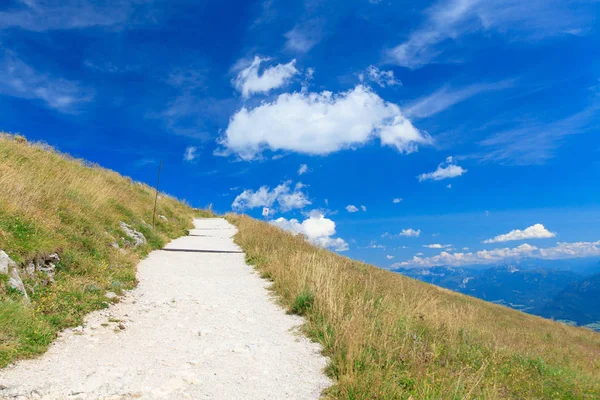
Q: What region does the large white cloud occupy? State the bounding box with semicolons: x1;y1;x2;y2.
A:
271;212;349;252
400;229;421;237
218;85;431;160
483;224;556;243
418;156;467;182
394;240;600;268
233;56;298;98
232;181;310;213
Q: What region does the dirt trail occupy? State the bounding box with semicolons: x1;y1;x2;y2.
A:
0;218;330;399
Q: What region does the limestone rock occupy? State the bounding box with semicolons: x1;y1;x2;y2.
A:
159;215;168;221
25;262;36;276
119;222;147;247
0;250;16;275
1;250;29;303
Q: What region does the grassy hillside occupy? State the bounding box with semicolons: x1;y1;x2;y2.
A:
0;133;211;367
229;215;600;399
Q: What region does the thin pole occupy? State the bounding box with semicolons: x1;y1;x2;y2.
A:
152;160;162;229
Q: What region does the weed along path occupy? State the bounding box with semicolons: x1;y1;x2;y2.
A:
0;218;331;400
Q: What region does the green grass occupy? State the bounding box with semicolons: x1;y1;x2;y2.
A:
0;133;213;366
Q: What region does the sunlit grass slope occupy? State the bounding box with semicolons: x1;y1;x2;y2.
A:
0;133;212;366
229;214;600;400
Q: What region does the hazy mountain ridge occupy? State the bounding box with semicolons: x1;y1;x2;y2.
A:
394;261;600;331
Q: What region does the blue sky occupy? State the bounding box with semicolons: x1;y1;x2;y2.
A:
1;0;600;269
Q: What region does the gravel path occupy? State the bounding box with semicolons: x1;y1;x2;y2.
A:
0;218;331;400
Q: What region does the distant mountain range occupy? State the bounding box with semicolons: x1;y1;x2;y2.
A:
393;259;600;332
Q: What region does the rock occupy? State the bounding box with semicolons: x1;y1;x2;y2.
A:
37;262;56;284
8;267;29;304
1;251;29;303
105;292;118;300
25;262;35;276
159;215;168;221
47;253;60;263
119;222;147;247
0;250;16;275
118;323;126;330
110;242;120;249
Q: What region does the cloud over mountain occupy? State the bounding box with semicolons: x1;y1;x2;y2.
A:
483;224;556;243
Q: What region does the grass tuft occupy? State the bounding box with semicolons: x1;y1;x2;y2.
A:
290;290;314;316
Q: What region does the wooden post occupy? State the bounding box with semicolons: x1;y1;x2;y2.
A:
152;160;163;229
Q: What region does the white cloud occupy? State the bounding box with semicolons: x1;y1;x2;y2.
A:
418;156;467;182
386;255;395;259
232;181;310;213
483;223;556;243
360;65;401;88
400;229;421;237
233;56;298;98
361;205;367;212
393;198;403;204
218;84;431;160
423;244;452;249
395;240;600;268
0;51;93;113
387;0;593;69
406;81;512;118
479;104;599;165
539;241;600;259
446;184;452;189
271;212;348;251
346;205;359;213
298;164;308;175
0;0;142;32
284;19;323;53
183;146;198;162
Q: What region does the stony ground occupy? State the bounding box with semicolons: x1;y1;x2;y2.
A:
0;218;330;400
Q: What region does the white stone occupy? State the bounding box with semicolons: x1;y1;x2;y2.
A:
0;250;16;275
119;222;147;247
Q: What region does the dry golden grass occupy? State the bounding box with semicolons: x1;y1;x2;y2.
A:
0;133;211;366
229;214;600;399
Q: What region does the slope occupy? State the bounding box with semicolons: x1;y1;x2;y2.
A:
229;215;600;399
0;133;210;367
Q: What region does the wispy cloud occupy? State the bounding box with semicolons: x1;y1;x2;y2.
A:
387;0;594;69
0;0;149;32
183;146;198;162
406;80;513;118
359;65;401;88
284;18;324;53
478;104;600;165
0;51;93;113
